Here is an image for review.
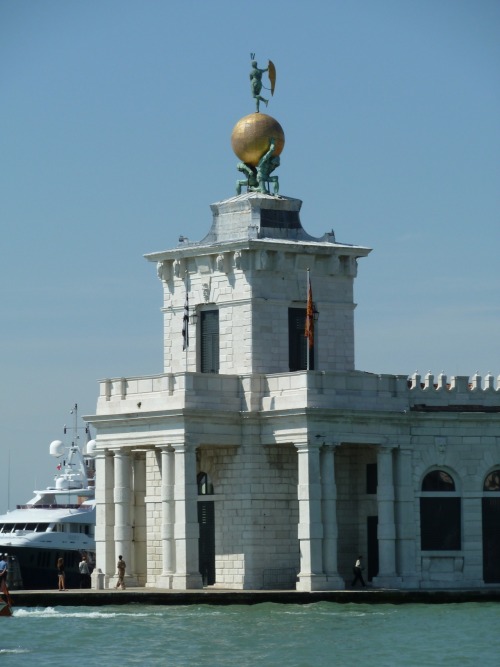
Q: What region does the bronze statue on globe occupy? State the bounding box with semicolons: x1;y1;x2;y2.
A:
231;55;284;196
250;58;276;113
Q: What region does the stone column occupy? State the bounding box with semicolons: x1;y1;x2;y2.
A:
395;447;418;587
133;453;147;586
321;444;344;589
171;443;203;589
113;449;136;587
158;446;175;588
93;449;114;588
295;441;330;591
373;446;401;587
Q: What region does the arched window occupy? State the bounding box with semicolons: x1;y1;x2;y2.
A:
420;469;461;551
422;469;455;492
484;470;500;492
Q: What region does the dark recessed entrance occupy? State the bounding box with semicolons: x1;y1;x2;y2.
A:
197;472;215;586
367;515;379;582
482;497;500;583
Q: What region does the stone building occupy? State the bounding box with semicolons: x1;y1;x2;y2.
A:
86;70;500;590
86;185;500;591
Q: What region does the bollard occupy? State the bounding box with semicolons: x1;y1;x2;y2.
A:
92;568;105;590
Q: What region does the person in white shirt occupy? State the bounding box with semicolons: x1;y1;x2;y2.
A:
351;555;366;587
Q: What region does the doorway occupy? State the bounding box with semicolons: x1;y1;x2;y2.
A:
198;501;215;585
367;516;379;582
482;497;500;583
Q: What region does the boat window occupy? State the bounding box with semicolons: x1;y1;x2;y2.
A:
37;523;49;532
25;523;37;530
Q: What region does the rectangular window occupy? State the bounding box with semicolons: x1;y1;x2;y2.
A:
200;310;219;373
420;497;461;550
288;308;314;371
366;463;377;494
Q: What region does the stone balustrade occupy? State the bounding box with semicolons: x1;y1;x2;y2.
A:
97;370;500;416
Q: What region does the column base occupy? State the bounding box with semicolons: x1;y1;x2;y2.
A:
108;574;140;589
372;574;402;589
148;575;173;589
398;575;420;589
171;572;204;590
296;573;345;591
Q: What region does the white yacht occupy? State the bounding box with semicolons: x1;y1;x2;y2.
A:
0;404;96;589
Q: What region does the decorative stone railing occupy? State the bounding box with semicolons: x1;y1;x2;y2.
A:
97;370;500;415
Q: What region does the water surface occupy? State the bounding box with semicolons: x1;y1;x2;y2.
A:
2;602;499;666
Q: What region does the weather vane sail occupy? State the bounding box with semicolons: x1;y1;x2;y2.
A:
249;55;276;113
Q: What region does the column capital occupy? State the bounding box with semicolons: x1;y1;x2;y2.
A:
94;448;113;460
321;441;340;451
113;448;131;458
377;444;398;454
157;444;175;453
294;440;322;452
171;441;196;453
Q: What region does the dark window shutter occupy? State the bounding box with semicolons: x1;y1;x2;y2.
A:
200;310;219;373
288;308;313;371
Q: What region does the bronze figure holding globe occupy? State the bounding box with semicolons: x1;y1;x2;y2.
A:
231;56;284;196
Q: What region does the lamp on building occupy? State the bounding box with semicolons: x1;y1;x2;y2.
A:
190;311;198;325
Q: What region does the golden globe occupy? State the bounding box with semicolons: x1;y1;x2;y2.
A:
231;113;285;167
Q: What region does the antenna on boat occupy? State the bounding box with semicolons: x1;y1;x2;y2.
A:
7;449;10;511
70;403;78;447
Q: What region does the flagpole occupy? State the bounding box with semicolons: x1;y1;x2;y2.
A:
306;268;310;371
183;271;189;373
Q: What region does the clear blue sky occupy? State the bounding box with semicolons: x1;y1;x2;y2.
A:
1;0;499;509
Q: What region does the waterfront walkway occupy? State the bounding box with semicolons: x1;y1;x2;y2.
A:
10;587;500;607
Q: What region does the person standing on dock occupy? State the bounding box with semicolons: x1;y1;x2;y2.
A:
0;554;7;594
351;555;366;587
79;554;91;589
115;555;126;589
57;557;67;590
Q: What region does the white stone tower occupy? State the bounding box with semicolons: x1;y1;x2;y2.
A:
150;192;371;377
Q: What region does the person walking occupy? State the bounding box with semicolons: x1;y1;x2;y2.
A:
351;555;366;587
115;555;126;590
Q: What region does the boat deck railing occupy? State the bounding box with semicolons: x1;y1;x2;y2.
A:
15;504;94;511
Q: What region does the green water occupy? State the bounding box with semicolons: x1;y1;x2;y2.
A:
2;602;499;666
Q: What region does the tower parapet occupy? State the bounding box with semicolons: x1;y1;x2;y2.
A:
408;371;500;411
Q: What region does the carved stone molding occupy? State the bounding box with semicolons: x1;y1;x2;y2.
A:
157;261;171;282
202;280;211;302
